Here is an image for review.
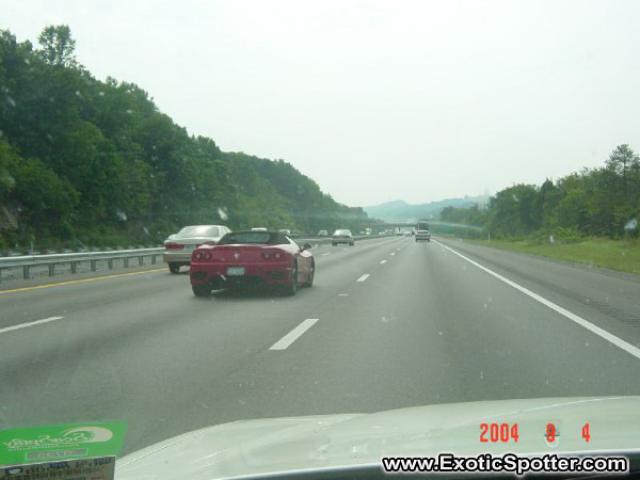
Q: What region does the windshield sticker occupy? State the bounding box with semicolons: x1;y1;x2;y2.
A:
0;423;126;466
0;456;115;480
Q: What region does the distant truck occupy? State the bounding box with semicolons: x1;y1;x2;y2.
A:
415;220;431;242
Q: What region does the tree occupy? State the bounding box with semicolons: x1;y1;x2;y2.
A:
487;184;539;237
0;25;373;248
37;25;76;67
606;144;640;202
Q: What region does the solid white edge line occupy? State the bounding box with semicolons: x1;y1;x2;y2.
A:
434;239;640;361
269;318;319;351
0;316;65;335
357;274;370;282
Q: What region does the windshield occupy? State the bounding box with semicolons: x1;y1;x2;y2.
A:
176;226;220;238
2;1;640;478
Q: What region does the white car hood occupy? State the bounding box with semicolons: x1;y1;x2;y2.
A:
116;396;640;479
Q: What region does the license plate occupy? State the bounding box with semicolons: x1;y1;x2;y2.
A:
226;267;245;276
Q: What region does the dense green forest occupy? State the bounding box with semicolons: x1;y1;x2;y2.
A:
440;144;640;241
0;26;369;251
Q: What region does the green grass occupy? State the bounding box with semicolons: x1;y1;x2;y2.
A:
468;237;640;275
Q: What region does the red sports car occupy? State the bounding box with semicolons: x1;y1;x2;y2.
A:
189;230;315;297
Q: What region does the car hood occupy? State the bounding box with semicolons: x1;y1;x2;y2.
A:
116;397;640;480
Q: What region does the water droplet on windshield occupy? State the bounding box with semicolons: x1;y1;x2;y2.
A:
6;96;16;107
217;207;228;221
115;209;127;221
624;218;638;231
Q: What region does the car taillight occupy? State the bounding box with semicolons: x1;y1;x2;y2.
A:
165;242;184;250
193;251;212;261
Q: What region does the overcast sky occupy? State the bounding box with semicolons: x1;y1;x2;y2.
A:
3;0;640;206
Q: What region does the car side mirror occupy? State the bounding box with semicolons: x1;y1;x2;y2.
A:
302;243;312;251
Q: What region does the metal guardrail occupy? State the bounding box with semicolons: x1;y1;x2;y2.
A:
0;247;164;282
0;234;394;283
299;234;390;245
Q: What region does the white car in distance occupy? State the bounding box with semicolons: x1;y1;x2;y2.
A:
164;225;231;273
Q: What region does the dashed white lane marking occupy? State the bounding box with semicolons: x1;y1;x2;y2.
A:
0;316;65;335
338;293;349;297
357;274;370;282
390;252;396;256
434;239;640;362
320;253;330;256
380;260;387;264
269;319;319;350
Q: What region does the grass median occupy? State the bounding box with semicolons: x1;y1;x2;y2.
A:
466;237;640;275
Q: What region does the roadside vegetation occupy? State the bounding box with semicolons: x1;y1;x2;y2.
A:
0;26;369;253
438;144;640;274
467;237;640;275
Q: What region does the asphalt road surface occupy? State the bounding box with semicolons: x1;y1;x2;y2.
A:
1;236;639;455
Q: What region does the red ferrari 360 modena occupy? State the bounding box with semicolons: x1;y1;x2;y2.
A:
189;230;315;297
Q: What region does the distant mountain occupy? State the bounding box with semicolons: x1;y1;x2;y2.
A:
364;196;488;223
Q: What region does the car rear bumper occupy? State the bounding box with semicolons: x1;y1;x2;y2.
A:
190;262;294;288
163;252;193;264
332;238;353;244
415;235;431;241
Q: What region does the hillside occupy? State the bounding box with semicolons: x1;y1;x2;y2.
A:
0;26;368;250
364;196;488;223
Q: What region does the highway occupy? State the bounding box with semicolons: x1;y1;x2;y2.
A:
1;235;639;455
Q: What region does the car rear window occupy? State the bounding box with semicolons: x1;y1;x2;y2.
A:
177;226;220;237
218;232;288;245
334;230;351;236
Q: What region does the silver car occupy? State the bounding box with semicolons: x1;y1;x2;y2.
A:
164;225;231;273
331;229;354;246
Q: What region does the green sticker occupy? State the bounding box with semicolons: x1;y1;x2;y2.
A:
0;422;126;466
